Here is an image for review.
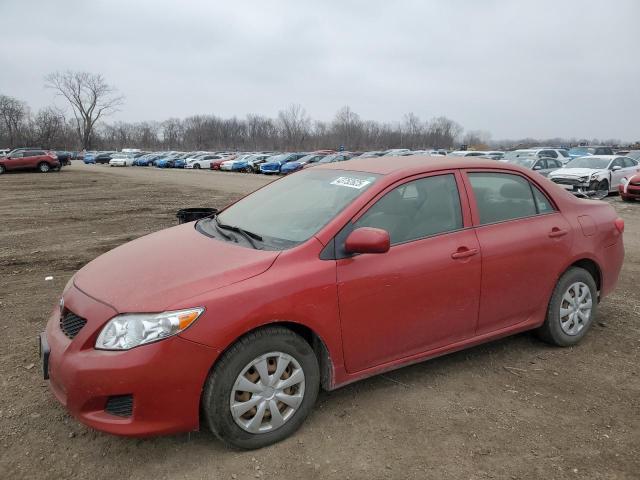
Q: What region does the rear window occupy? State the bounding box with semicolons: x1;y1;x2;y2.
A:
468;173;537;225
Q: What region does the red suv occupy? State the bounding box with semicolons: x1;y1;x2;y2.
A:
0;149;60;174
40;156;624;449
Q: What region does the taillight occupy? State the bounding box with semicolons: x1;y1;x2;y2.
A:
614;218;625;234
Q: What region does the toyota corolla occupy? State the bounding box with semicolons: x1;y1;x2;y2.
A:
40;156;624;449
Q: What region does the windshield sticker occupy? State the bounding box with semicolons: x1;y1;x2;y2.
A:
330;176;371;189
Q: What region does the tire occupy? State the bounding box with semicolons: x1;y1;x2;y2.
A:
202;326;320;449
621;195;633;202
38;162;51;173
536;267;598;347
245;166;253;173
0;164;5;175
594;179;609;199
193;164;200;169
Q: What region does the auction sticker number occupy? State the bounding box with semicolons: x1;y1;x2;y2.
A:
331;177;371;189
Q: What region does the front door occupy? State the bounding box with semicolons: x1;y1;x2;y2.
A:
336;172;481;373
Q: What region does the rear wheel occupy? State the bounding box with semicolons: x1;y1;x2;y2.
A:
202;327;319;449
193;164;201;169
537;267;597;346
245;166;253;173
0;164;5;174
38;162;50;173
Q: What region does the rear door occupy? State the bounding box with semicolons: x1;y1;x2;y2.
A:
463;170;573;335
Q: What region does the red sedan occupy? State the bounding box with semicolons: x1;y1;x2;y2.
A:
40;156;624;449
619;173;640;201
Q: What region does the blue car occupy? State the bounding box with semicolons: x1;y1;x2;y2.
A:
173;158;186;168
280;153;329;174
83;152;97;164
155;155;179;168
259;153;307;174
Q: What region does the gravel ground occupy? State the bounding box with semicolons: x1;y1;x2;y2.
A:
0;164;638;480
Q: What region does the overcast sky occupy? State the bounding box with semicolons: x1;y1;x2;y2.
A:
1;0;638;141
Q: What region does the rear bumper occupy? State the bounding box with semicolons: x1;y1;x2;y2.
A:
44;287;219;437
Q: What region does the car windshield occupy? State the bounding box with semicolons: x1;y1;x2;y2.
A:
504;155;536;167
565;157;610;169
503;151;535;161
569;147;594;155
627;151;640;161
297;154;321;163
200;169;379;249
266;154;288;163
318;154;343;164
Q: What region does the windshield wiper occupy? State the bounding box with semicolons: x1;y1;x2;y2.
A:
215;216;263;249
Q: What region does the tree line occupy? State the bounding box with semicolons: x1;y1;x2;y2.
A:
0;71;631;153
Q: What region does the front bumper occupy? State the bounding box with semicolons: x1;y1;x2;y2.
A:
619;182;640;199
43;286;219;437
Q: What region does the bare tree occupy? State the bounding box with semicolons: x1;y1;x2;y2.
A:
0;94;28;147
45;71;123;150
278;104;310;149
32;107;65;148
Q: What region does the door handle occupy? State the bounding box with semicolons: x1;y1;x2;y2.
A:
548;228;568;238
451;247;479;259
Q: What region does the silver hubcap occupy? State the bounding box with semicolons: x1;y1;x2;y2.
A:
40;164;49;172
560;282;592;335
230;352;305;434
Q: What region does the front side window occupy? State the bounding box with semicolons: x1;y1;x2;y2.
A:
354;174;463;245
468;173;537;225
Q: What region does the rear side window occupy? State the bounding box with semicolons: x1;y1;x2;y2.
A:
355;174;463;244
468;173;537;224
531;185;555;213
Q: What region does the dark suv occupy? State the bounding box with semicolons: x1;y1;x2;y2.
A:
0;149;61;174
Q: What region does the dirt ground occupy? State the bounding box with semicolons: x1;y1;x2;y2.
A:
1;164;638;480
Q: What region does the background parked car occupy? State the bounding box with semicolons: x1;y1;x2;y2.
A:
549;155;639;196
0;148;60;174
108;152;136;167
260;153;307;174
280;151;334;174
568;146;614;158
619;172;640;202
503;152;564;176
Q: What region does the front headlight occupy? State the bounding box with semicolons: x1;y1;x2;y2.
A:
95;308;204;350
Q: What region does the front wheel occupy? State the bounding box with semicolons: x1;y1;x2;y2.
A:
536;267;598;346
592;179;609;199
245;166;253;173
0;164;5;174
202;327;319;449
193;164;200;169
38;162;51;173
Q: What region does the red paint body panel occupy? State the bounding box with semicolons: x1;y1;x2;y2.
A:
619;173;640;200
44;156;625;437
47;286;219;436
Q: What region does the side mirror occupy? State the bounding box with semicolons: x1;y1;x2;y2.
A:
345;227;390;255
611;165;622;171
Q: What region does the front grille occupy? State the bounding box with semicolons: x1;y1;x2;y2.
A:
105;395;134;417
59;310;87;339
551;178;583;186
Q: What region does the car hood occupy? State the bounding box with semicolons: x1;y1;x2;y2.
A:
73;223;280;313
550;168;603;178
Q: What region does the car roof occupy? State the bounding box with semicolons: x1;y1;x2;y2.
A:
315;155;511;176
